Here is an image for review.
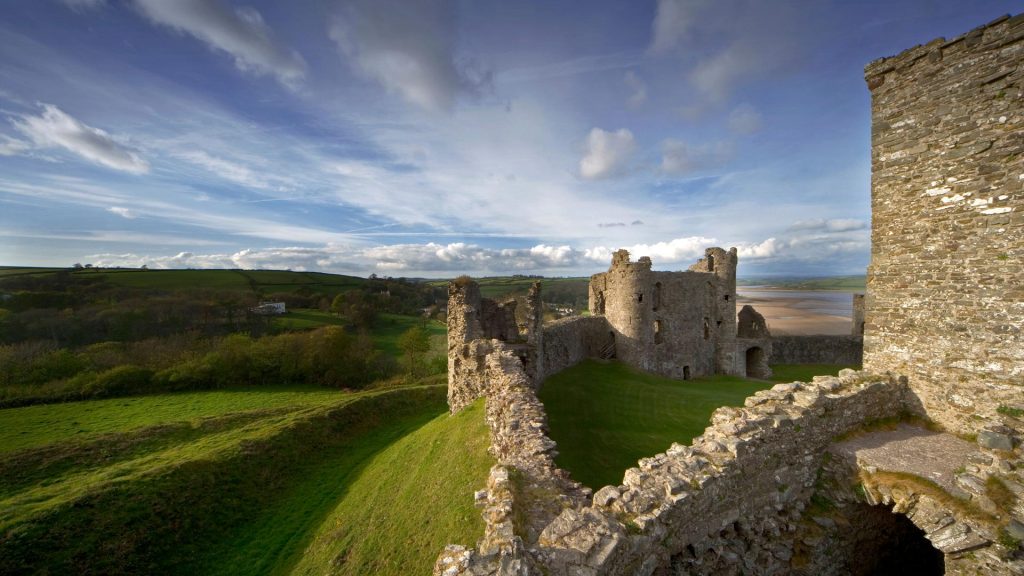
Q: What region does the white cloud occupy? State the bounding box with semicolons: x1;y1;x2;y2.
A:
0;134;31;156
660;138;733;175
624;71;647;108
107;206;137;219
131;0;306;88
649;0;804;103
728;103;762;134
329;0;490;112
81;234;818;277
178;150;272;190
648;0;704;54
736;237;781;259
580;128;636;180
12;104;149;174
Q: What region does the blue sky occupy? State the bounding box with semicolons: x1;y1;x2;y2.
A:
0;0;1017;277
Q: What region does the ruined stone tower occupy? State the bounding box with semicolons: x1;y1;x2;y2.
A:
587;247;752;380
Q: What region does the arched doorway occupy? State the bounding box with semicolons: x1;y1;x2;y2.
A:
745;347;769;379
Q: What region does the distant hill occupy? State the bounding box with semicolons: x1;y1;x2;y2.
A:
0;266;368;295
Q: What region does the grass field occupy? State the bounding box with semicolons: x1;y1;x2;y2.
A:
291;400;491;576
0;383;490;575
0;266;370;294
0;386;348;454
770;363;859;383
69;268;369;294
539;360;775;490
273;308;349;330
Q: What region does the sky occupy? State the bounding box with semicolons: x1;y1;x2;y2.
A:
0;1;1018;278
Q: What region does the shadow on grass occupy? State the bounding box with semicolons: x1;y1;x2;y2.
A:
0;387;447;576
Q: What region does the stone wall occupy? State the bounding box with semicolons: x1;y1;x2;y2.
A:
771;335;864;366
535;371;906;575
540;316;612;382
863;13;1024;433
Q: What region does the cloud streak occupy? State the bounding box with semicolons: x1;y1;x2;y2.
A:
11;104;149;174
580;128;636;179
132;0;307;88
330;0;490;112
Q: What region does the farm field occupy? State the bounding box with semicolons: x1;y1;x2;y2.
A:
0;266;369;294
0;382;491;575
539;360;776;490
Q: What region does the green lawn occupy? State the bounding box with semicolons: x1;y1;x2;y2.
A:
0;386;348;454
273;308;348;330
539;360;775;490
290;399;492;576
0;385;482;576
770;363;859;383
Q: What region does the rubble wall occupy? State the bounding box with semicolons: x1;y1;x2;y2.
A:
771;335;864;366
863;13;1024;432
536;371;906;575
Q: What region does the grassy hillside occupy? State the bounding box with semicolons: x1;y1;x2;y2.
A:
0;386;348;453
291;400;491;576
0;382;490;575
539;360;775;489
74;268;368;294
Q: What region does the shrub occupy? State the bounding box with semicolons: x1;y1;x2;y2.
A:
82;365;155;397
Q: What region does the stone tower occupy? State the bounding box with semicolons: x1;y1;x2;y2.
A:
863;14;1023;433
588;247;741;380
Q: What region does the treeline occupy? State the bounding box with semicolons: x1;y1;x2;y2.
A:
0;270;445;347
0;326;389;407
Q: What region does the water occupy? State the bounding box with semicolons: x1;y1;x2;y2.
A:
737;289;855;318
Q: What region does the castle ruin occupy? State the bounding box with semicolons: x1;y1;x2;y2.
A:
447;247;773;414
437;13;1023;576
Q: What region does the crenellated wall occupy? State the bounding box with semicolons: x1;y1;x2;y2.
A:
863;13;1024;433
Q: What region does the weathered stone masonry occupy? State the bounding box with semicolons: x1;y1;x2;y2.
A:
863;13;1024;434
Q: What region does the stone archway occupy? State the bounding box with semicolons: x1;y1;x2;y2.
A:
745;346;769;379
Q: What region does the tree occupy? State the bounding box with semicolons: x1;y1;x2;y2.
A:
397;326;431;376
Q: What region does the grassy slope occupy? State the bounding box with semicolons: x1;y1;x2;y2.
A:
0;386;347;453
289;400;491;576
769;363;859;383
273;309;349;330
539;360;774;490
0;385;479;576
